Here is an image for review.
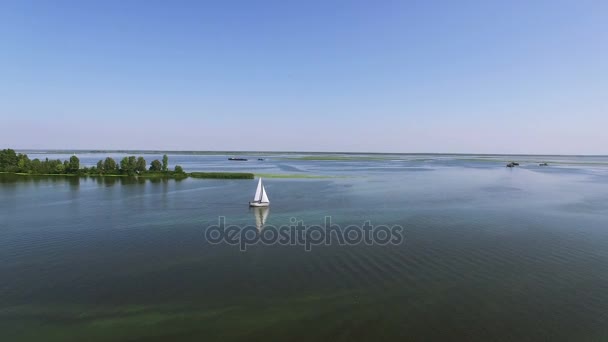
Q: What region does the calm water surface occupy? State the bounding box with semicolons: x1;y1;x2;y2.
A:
1;153;608;341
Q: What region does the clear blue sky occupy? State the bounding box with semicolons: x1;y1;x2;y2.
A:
1;0;606;154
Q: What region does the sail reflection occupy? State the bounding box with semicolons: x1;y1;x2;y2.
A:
252;206;270;232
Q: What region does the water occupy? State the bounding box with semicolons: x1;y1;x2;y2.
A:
1;153;608;341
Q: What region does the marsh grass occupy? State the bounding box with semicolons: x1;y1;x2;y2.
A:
189;172;254;179
253;173;338;179
281;156;390;161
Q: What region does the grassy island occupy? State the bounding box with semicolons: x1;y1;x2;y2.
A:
281;155;389;161
190;172;254;179
0;149;256;180
253;173;336;179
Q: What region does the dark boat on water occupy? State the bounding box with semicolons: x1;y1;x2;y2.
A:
228;157;248;161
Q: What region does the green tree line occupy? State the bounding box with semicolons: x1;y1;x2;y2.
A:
0;149;184;176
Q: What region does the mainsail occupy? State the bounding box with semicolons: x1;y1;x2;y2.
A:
253;178;263;202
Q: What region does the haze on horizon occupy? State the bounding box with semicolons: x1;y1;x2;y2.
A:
1;1;607;155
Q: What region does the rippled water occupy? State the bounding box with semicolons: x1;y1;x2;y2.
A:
1;153;608;341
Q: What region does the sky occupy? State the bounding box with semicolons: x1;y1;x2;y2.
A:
1;0;607;154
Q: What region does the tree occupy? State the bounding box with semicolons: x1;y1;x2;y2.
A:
31;159;42;173
0;149;18;171
128;156;136;170
150;159;162;172
97;160;104;172
45;159;63;174
120;157;131;174
68;155;80;173
17;154;30;172
46;159;61;174
135;157;147;172
55;163;65;173
174;165;184;174
103;157;117;172
162;154;168;172
120;157;130;174
120;156;137;175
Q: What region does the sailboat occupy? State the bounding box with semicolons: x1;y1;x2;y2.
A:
249;178;270;207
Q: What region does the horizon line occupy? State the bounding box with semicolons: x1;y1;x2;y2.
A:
8;148;608;157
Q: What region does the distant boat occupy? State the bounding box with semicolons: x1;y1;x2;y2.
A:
228;157;248;161
249;178;270;207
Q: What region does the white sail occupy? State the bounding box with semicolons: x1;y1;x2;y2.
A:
253;178;263;202
261;185;269;203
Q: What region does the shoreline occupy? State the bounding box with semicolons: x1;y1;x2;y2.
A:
0;171;338;180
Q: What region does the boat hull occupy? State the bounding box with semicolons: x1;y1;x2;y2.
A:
249;202;269;207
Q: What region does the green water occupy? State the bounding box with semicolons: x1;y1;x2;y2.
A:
1;153;608;341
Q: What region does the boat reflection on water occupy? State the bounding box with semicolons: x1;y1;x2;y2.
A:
252;206;269;232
